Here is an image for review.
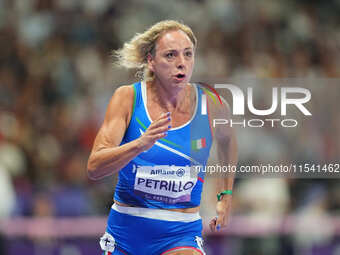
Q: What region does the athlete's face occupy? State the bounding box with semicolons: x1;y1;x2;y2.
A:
148;30;195;89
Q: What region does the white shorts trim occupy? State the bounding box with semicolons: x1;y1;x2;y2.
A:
112;203;201;222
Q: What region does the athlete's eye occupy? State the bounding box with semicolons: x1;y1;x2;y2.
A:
185;51;193;57
166;52;174;59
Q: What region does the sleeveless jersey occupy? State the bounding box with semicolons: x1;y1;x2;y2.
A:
114;81;213;209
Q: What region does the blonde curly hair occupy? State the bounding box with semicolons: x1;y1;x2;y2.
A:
114;20;197;81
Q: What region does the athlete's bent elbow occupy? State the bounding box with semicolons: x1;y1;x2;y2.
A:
87;167;100;180
87;160;118;180
87;159;101;180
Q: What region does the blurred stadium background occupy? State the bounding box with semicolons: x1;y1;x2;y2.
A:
0;0;339;254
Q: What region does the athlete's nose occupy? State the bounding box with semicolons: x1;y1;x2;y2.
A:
176;54;185;70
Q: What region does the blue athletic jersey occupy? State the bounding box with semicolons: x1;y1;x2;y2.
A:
114;81;213;209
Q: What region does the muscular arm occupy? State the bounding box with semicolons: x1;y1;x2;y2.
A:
215;97;238;197
205;90;238;231
87;85;139;180
87;85;171;180
214;109;237;230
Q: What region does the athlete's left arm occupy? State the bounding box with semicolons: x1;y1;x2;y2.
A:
207;95;238;232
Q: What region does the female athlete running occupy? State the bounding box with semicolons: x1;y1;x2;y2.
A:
87;20;237;255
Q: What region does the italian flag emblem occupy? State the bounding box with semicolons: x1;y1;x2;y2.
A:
191;138;206;151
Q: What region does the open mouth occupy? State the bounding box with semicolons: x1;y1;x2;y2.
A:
175;74;186;79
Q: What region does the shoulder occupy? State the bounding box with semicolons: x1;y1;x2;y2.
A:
105;84;136;122
196;82;232;117
109;84;136;105
113;84;135;99
196;82;233;139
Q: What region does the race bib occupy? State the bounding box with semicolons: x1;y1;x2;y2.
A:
133;165;197;204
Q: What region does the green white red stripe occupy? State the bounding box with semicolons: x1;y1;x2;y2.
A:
191;138;206;151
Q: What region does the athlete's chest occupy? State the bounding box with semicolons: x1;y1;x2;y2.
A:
146;86;196;128
146;97;195;128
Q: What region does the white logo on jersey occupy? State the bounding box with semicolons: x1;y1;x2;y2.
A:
99;232;115;252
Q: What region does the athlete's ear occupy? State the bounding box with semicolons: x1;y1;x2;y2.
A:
147;53;155;73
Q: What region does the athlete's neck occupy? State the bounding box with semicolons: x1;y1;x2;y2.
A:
148;79;191;113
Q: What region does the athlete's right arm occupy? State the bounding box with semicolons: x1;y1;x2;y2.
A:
87;85;170;180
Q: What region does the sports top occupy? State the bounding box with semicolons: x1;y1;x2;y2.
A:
114;81;213;209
